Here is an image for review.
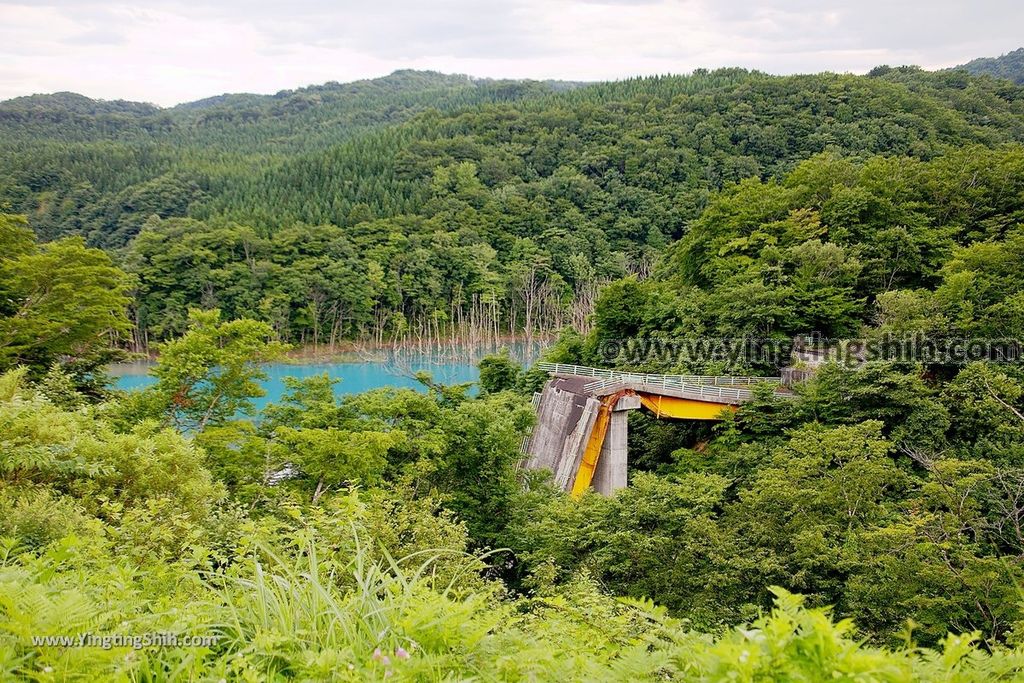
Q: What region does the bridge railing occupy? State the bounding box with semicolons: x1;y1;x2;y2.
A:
537;362;781;389
581;375;758;402
536;363;619;379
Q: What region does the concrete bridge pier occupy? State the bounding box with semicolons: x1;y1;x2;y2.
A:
591;394;640;495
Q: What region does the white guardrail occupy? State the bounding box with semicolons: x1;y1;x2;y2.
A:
537;363;780;388
582;376;755;403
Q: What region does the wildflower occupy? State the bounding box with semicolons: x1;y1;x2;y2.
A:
395;646;410;660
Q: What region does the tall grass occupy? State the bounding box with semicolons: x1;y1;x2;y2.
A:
5;534;1024;681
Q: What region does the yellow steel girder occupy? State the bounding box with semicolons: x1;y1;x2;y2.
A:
637;394;737;420
569;391;737;497
569;392;621;498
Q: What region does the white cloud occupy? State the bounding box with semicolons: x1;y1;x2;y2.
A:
0;0;1020;105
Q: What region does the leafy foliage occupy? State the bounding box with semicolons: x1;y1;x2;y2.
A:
0;216;130;374
955;48;1024;84
5;67;1024;346
4;62;1024;680
139;308;287;430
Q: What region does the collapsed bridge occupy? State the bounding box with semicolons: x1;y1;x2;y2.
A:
520;363;786;496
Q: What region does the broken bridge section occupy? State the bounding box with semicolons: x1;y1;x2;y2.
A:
520;363;785;496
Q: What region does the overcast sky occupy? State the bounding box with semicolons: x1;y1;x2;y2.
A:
1;0;1021;106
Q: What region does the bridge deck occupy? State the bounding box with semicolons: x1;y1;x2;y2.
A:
557;376;754;404
537;362;780;388
538;362;782;404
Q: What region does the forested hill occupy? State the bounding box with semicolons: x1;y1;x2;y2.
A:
0;70;582;149
2;66;1024;345
954;47;1024;84
9;62;1024;674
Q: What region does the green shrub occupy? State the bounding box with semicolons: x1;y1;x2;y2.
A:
3;536;1024;681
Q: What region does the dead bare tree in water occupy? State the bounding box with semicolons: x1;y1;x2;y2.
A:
570;279;604;334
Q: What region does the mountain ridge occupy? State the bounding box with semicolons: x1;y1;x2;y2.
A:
953;47;1024;84
8;53;1024;114
0;69;585;112
0;69;587;152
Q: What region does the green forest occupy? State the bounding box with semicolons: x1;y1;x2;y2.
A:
4;59;1024;680
4;66;1024;348
956;48;1024;84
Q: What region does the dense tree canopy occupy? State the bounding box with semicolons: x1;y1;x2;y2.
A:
955;47;1024;84
4;63;1024;679
0;214;130;375
3;67;1024;347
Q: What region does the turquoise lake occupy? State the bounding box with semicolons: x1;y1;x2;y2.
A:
109;342;546;413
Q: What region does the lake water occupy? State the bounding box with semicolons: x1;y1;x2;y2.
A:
108;341;547;412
